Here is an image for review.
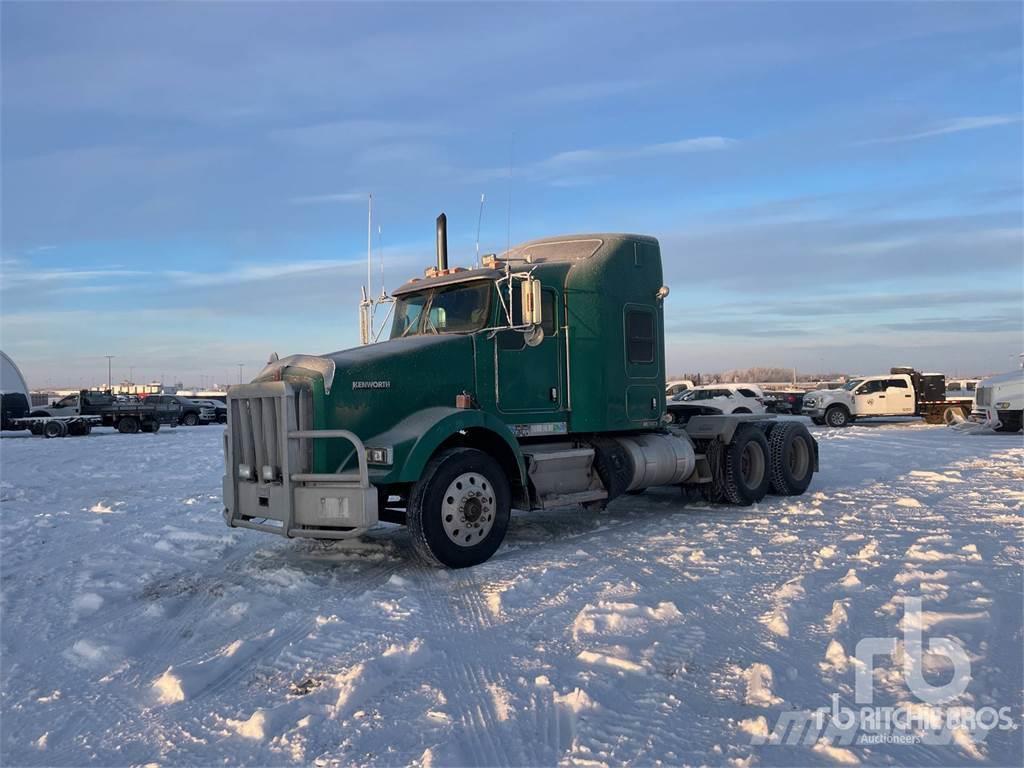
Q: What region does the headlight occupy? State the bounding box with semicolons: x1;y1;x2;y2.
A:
366;447;393;465
995;401;1011;409
804;397;816;407
261;465;279;482
238;463;253;480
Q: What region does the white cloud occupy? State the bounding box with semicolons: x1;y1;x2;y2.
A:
2;267;146;285
163;258;366;287
271;119;448;150
475;134;736;185
289;192;368;206
858;114;1023;145
539;135;735;174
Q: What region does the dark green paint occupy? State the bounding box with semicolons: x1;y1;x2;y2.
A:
255;234;667;484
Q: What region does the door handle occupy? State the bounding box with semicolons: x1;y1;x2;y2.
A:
878;395;885;398
550;387;558;402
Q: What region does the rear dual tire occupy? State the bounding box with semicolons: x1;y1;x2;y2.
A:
117;416;139;434
764;422;815;496
702;422;816;504
702;425;771;506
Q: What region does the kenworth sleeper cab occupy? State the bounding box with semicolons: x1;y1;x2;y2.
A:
223;217;819;567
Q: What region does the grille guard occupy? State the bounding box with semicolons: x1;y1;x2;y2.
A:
223;381;378;539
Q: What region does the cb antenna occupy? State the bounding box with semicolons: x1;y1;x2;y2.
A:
475;193;485;268
367;193;373;298
359;193;374;344
506;134;514;258
377;224;385;298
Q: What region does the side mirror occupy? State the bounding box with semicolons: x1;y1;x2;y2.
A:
520;278;543;326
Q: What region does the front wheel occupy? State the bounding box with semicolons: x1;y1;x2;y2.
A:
181;412;199;427
825;406;850;428
407;447;511;568
995;410;1023;433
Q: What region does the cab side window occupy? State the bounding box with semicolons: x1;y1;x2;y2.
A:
857;380;886;395
886;379;908;389
541;290;557;336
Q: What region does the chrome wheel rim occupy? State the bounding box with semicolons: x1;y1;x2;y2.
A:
441;472;495;547
828;409;844;426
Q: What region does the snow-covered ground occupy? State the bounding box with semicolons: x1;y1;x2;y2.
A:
1;421;1021;767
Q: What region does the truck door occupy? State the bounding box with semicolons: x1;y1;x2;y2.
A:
497;287;563;413
886;377;915;414
48;394;80;417
853;378;888;415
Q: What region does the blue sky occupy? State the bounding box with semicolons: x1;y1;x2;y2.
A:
2;1;1021;387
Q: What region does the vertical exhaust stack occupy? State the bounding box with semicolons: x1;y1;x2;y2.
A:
436;213;448;271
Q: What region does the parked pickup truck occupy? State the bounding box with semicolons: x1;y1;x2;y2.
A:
30;390;181;433
764;390;804;415
801;368;972;427
144;394;217;426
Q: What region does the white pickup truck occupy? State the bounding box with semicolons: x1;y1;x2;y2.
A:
801;368;972;428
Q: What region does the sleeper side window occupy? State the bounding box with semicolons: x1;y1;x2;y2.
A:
626;309;655;364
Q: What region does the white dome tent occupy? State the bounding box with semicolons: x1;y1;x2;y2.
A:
0;351;30;400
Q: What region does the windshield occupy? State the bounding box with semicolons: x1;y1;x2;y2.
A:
391;282;492;338
843;379;864;391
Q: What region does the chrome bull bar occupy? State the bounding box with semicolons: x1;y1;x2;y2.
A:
223;381;378;539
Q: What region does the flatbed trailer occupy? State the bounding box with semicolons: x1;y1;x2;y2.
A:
26;390;181;434
9;414;103;438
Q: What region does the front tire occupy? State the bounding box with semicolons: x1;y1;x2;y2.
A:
407;448;511;568
825;405;850;428
182;412;199;427
995;410;1023;433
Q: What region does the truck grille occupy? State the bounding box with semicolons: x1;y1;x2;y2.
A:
975;386;990;407
228;382;313;483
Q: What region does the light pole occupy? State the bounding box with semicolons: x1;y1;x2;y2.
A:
237;363;244;384
129;366;134;384
105;355;114;391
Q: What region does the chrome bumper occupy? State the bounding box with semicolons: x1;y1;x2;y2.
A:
223;381;378;539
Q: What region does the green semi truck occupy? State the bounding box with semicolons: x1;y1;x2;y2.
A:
223;216;818;567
